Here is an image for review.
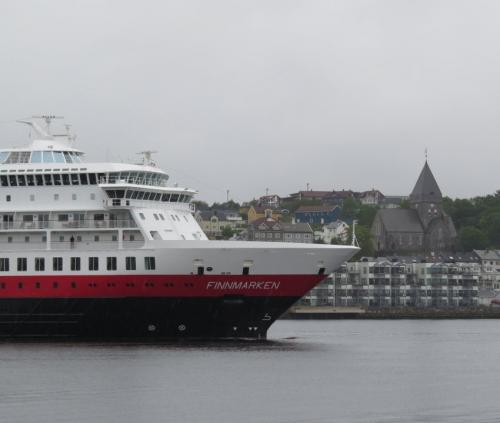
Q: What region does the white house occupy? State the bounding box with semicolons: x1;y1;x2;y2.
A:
314;220;350;244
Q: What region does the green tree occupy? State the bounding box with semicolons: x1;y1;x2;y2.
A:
459;226;488;251
341;197;360;221
346;224;374;259
399;199;411;209
357;205;378;227
221;226;234;239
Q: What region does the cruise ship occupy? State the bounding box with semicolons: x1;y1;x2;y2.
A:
0;116;358;340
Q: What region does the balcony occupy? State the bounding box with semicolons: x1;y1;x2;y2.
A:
1;219;138;231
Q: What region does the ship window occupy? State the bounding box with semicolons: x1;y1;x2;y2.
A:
63;152;72;163
31;151;42;163
6;195;11;202
53;282;59;288
44;174;52;185
170;194;179;202
137;191;145;200
161;193;169;201
152;193;160;201
18;282;23;289
145;257;156;270
183;216;189;222
159;214;165;221
71;174;79;185
35;282;40;289
89;257;99;271
150;231;161;240
36;174;44;185
35;257;45;271
153;214;159;221
80;173;88;185
58;214;69;221
126;256;136;270
130;235;135;241
7;237;12;243
26;174;35;186
242;266;250;275
94;235;100;242
43;151;54;163
72;194;77;200
0;258;9;272
53;257;63;271
139;213;145;220
71;282;77;288
52;174;61;185
18;175;26;186
8;175;17;186
71;257;81;271
0;176;7;186
112;199;120;206
108;172;119;184
197;266;204;275
94;214;104;221
62;174;70;185
115;190;124;199
97;173;105;183
318;267;326;275
59;236;64;242
54;194;59;200
53;152;65;163
131;191;139;199
143;192;151;200
88;173;97;184
17;257;27;271
0;152;8;163
106;257;117;271
24;236;30;243
125;190;132;199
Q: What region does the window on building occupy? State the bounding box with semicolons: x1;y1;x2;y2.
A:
53;257;63;271
35;257;45;271
126;256;136;270
17;257;27;271
107;257;117;271
71;257;81;271
89;257;99;271
145;256;156;270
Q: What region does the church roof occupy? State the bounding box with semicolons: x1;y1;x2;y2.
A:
378;209;424;233
409;161;443;203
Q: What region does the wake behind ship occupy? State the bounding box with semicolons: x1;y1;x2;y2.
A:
0;116;358;340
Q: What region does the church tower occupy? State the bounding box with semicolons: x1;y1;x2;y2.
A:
409;161;444;230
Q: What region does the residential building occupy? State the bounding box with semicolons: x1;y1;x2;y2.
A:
195;210;245;238
371;161;457;253
248;217;313;243
302;255;480;308
287;190;331;202
358;189;384;206
258;194;281;208
295;205;341;225
472;250;500;289
248;206;282;223
315;220;350;243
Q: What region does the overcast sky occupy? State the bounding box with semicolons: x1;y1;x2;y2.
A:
0;1;499;203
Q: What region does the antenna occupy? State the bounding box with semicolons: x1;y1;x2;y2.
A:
425;148;428;161
351;220;359;247
137;150;158;167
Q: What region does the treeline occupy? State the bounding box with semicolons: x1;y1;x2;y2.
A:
444;192;500;251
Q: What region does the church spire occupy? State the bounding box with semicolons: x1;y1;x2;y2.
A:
409;161;443;203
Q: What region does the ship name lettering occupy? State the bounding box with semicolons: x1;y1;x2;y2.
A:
206;281;280;290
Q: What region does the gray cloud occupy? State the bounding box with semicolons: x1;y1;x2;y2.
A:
0;0;499;202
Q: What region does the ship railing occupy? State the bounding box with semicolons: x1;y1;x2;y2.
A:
1;219;138;231
50;240;145;250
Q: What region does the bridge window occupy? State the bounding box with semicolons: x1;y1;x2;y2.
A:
80;173;88;185
71;174;79;185
0;176;7;186
31;151;42;163
44;174;52;185
9;175;17;186
88;173;97;184
53;152;65;163
43;151;54;163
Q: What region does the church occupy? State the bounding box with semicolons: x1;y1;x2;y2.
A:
371;161;457;254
